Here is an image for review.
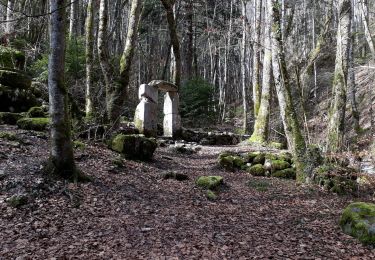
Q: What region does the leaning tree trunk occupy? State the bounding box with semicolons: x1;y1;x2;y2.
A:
252;0;262;118
359;0;375;60
271;0;311;183
85;0;95;118
48;0;76;179
161;0;181;88
327;0;351;152
250;0;273;143
241;0;248;133
107;0;143;124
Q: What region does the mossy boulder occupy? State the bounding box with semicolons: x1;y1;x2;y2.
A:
0;131;17;141
340;202;375;245
247;164;266;176
268;141;286;150
244;152;260;163
0;68;32;89
278;152;293;164
253;153;266;164
206;190;218;200
196;176;224;190
218;152;245;171
27;106;47;118
111;134;157;160
269;160;290;171
0;112;22;125
272;168;296;179
17;117;50;131
0;46;25;69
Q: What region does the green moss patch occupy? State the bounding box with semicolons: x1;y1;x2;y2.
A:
0;46;25;69
6;194;28;208
340;202;375;245
27;106;47;118
218;152;245;171
253;153;266;164
247;164;266;176
271;168;296;179
248;179;271;192
0;131;18;141
196;176;223;190
17;117;50;131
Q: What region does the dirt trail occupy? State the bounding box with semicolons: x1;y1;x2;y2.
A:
0;127;374;259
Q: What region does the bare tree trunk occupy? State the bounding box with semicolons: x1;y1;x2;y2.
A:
5;0;14;34
69;0;79;40
161;0;181;88
107;0;143;124
241;0;248;133
85;0;95;118
47;0;76;179
250;0;272;143
327;0;351;152
253;0;262;118
359;0;375;59
271;0;310;182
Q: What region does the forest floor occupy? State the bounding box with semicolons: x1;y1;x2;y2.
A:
1;125;375;259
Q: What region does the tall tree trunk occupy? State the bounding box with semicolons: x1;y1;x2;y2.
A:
48;0;76;178
241;0;248;133
250;0;273;143
69;0;79;40
85;0;95;118
359;0;375;59
327;0;352;152
271;0;311;182
186;0;194;79
107;0;143;124
252;0;262;118
161;0;181;88
5;0;14;34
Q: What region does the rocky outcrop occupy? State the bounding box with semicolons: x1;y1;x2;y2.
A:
340;202;375;245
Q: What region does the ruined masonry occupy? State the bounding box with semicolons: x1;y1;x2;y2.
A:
134;80;181;137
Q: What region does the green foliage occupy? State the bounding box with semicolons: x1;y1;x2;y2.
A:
30;37;86;83
180;78;217;126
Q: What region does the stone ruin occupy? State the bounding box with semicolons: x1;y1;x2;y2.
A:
134;80;181;138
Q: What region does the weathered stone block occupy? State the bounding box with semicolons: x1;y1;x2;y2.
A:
138;84;158;103
134;98;158;137
163;113;181;137
163;92;179;115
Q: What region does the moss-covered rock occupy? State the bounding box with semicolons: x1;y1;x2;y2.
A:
162;171;189;181
111;134;157;160
0;112;22;125
73;140;86;150
27;106;47;118
196;176;224;190
218;152;245;171
17;117;50;131
270;160;290;171
272;168;296;179
340;202;375;245
218;155;235;170
0;84;39;112
278;152;293;164
247;164;266;176
253;153;266;164
0;68;32;89
244;152;260;163
313;164;358;195
0;46;25;69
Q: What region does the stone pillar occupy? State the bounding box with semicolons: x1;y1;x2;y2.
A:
163;91;181;137
134;84;158;137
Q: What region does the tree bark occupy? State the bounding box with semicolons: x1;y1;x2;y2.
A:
69;0;79;40
241;0;248;133
85;0;95;118
161;0;181;88
250;0;273;143
271;0;309;182
327;0;351;152
252;0;262;118
5;0;14;34
48;0;76;179
359;0;375;59
107;0;143;124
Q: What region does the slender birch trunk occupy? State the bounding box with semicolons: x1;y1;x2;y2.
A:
241;0;248;133
253;0;262;118
5;0;14;34
327;0;352;152
85;0;95;118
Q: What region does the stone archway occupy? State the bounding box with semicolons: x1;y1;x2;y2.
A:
134;80;181;138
